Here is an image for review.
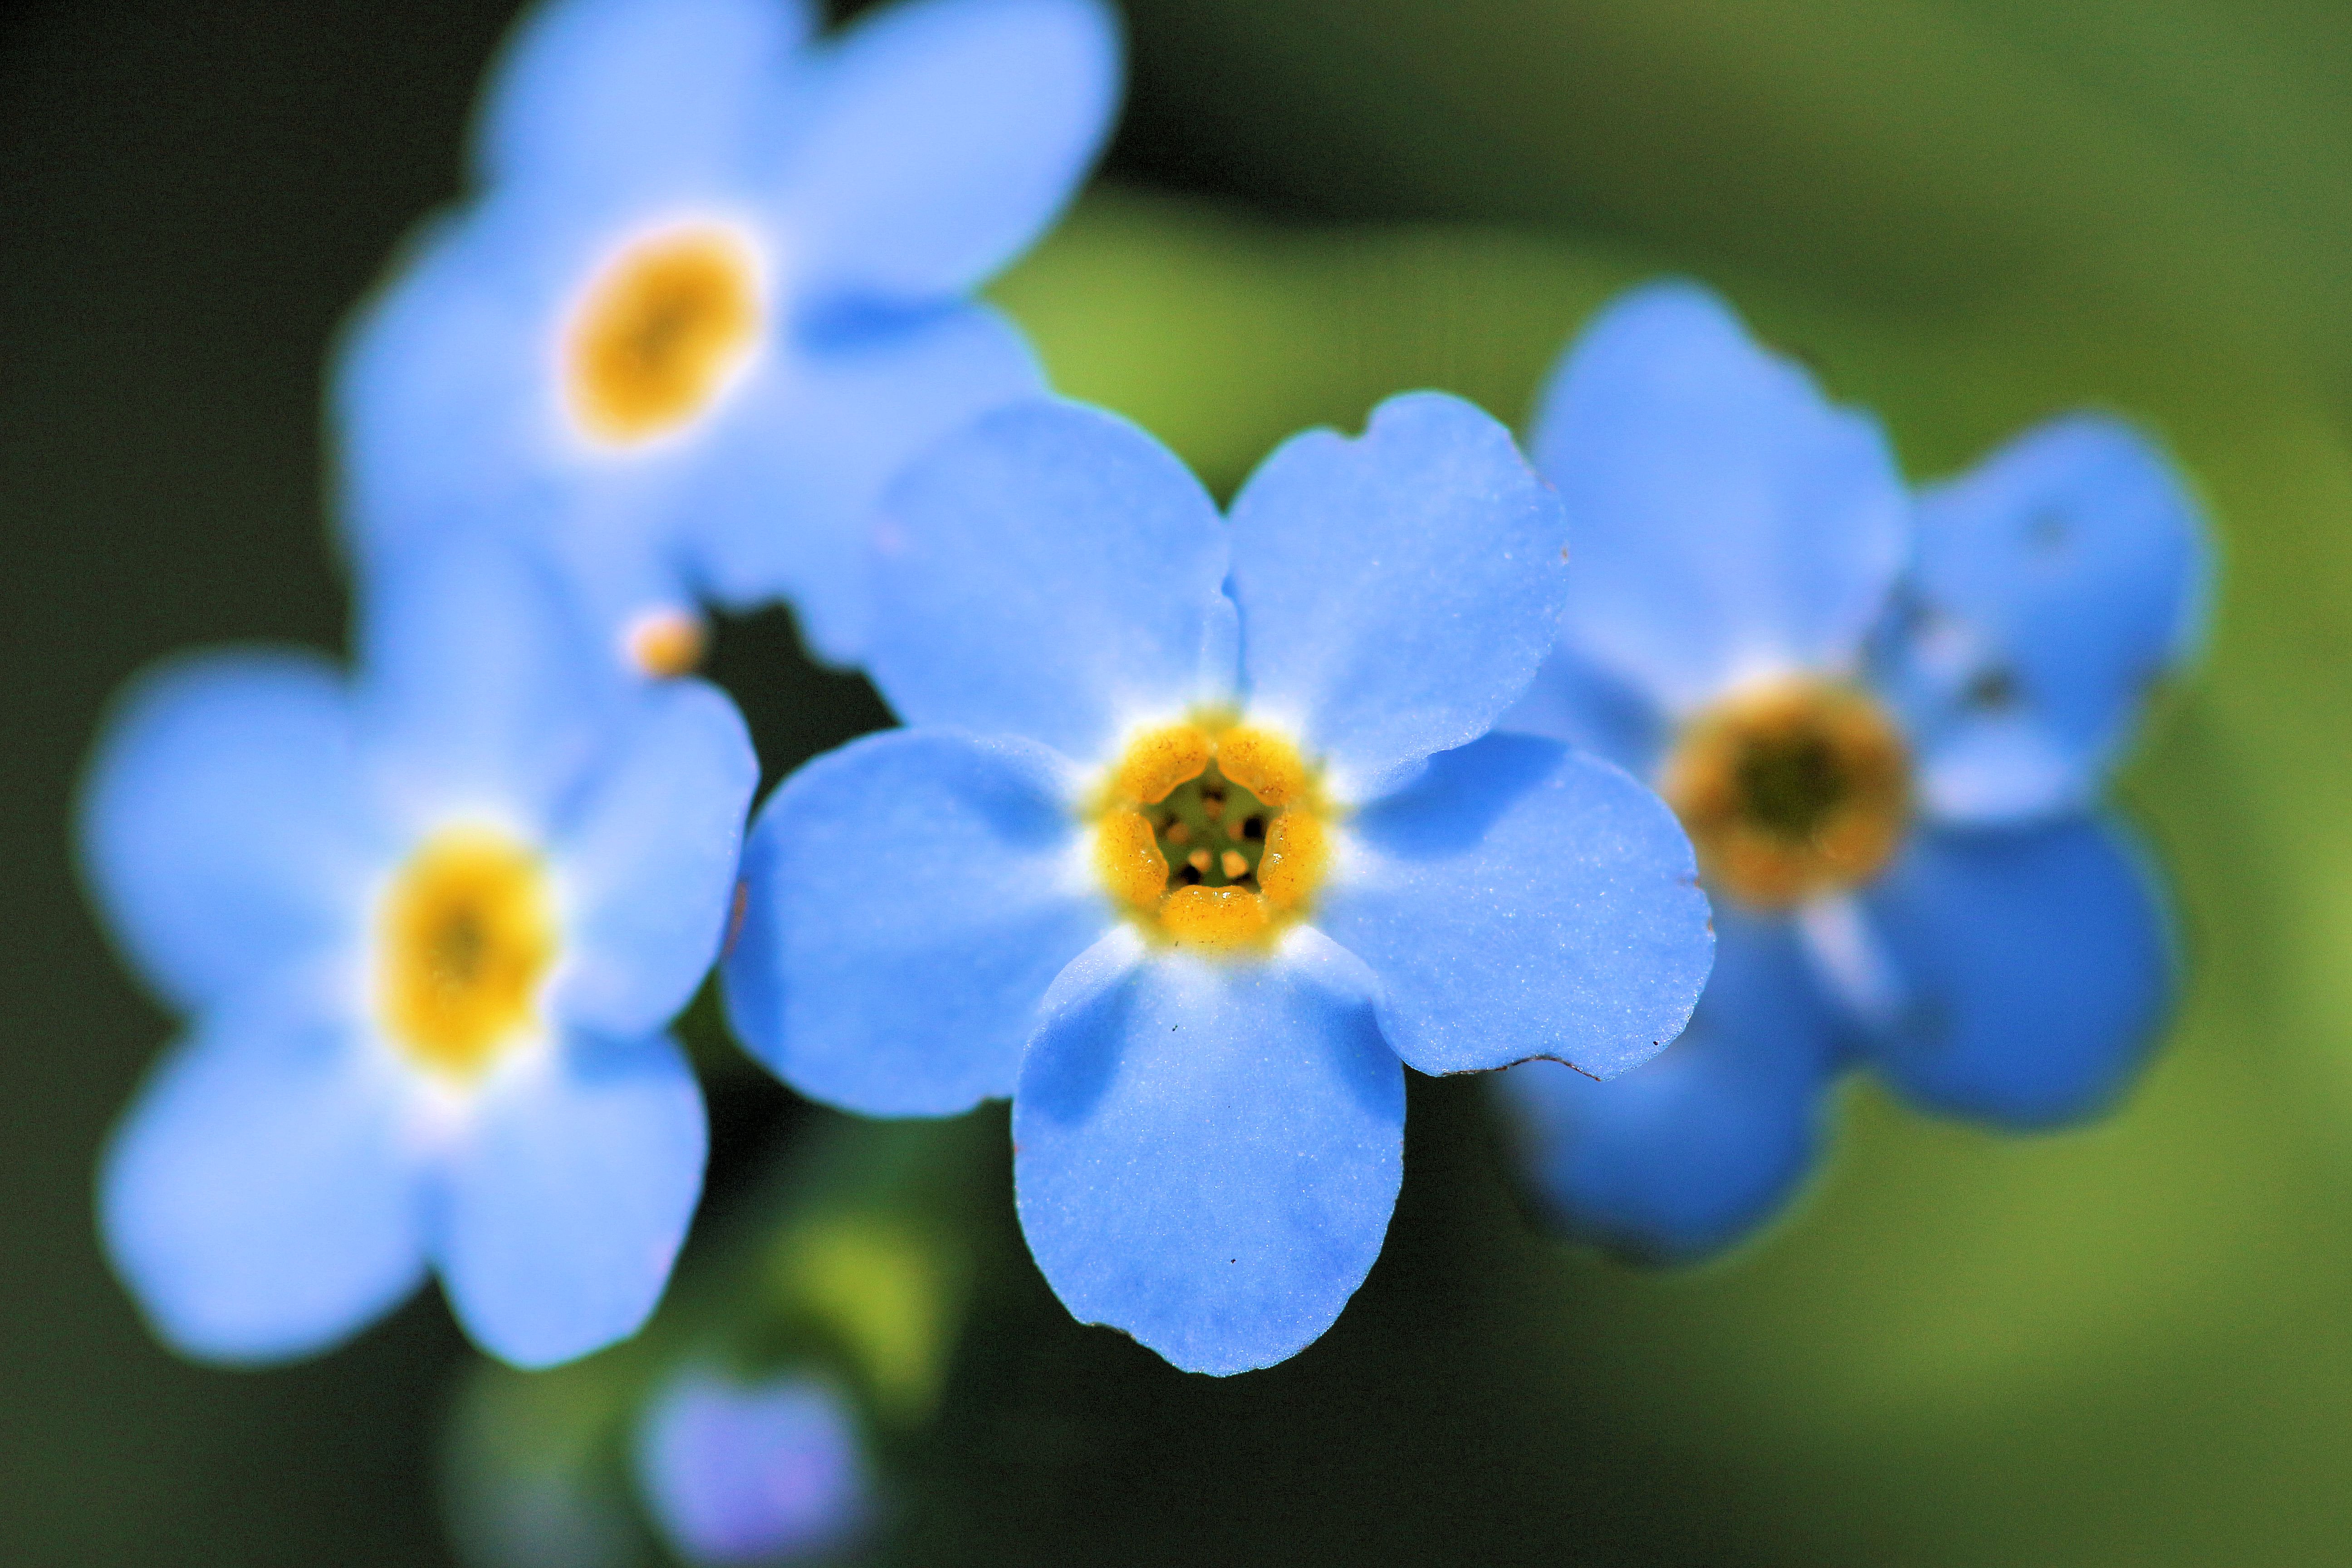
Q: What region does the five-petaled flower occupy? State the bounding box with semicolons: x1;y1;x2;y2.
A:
334;0;1121;674
722;392;1716;1373
1496;281;2208;1261
82;542;757;1367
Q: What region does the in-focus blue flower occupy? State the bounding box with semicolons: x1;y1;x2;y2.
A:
633;1367;871;1565
723;392;1715;1373
81;542;758;1367
335;0;1121;673
1496;281;2208;1261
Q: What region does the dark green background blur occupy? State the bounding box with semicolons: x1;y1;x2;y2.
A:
10;0;2352;1562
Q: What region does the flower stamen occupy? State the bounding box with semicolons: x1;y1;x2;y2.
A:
1089;717;1332;953
566;225;762;447
377;826;557;1080
1660;678;1909;908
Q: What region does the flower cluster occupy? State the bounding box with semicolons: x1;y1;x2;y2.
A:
335;0;1118;671
86;0;1122;1369
1495;282;2207;1260
77;0;2203;1416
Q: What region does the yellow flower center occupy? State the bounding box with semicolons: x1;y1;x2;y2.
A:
1091;717;1332;956
623;606;708;678
377;827;558;1081
564;225;762;447
1658;677;1911;909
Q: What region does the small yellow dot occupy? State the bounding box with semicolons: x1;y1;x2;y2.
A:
624;608;707;677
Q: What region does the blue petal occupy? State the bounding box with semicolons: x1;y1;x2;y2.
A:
780;0;1119;303
633;1369;870;1566
473;0;814;196
332;203;702;657
333;206;560;570
1857;817;2173;1126
1529;280;1908;712
1494;640;1670;781
1494;913;1839;1262
1317;734;1713;1080
437;1031;707;1368
99;999;426;1362
79;650;380;1013
688;303;1042;666
1226;392;1570;798
1012;930;1404;1375
864;400;1231;759
1882;414;2210;824
552;680;757;1039
354;535;624;833
725;728;1107;1115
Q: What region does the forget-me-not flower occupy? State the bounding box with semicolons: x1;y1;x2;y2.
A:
634;1366;872;1564
722;393;1715;1373
82;542;757;1367
1497;282;2207;1261
335;0;1121;673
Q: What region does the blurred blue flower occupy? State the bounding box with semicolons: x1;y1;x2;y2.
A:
334;0;1121;672
723;393;1714;1373
81;542;757;1367
1497;281;2208;1261
634;1367;871;1565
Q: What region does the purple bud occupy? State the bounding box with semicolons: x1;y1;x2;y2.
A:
633;1367;870;1564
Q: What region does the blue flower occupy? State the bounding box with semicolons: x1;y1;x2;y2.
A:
633;1367;871;1565
1495;281;2208;1261
722;393;1715;1373
333;0;1121;673
81;541;758;1367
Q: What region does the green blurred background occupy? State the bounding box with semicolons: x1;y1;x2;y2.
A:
8;0;2352;1561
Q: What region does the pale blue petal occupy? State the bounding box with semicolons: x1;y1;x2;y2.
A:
688;303;1042;666
1318;734;1713;1080
633;1369;870;1566
438;1032;707;1369
1530;280;1908;712
332;205;560;571
1858;817;2173;1126
1227;392;1569;797
1494;641;1669;781
1884;414;2210;824
864;401;1230;758
333;203;705;657
99;1000;426;1363
1013;931;1404;1375
354;536;623;833
1494;914;1840;1262
473;0;814;196
781;0;1118;302
553;681;758;1039
79;650;380;1013
725;728;1106;1115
